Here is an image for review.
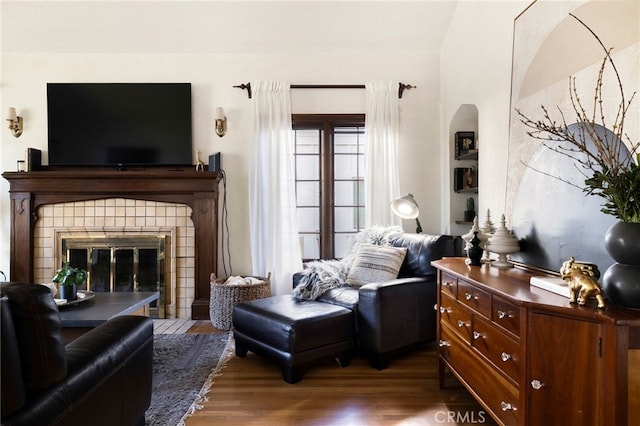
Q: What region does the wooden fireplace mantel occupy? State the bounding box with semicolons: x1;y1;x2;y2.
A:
2;169;222;320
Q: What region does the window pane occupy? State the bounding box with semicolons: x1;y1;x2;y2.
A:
334;130;363;154
297;207;319;233
334;206;360;232
299;234;320;260
334;233;358;259
334;181;360;206
294;129;319;154
296;181;319;206
296;155;319;180
334;154;361;180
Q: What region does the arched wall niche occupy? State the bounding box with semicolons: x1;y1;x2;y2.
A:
449;104;479;237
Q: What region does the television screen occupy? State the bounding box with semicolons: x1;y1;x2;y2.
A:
47;83;192;167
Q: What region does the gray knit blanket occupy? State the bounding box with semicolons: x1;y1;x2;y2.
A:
292;226;402;300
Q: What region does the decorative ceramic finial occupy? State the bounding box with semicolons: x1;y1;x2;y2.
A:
487;214;520;269
480;209;496;263
481;209;496;235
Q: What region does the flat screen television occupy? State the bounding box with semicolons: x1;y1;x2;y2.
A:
47;83;192;167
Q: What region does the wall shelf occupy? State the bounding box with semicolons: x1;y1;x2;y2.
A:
455;149;478;161
454;187;478;194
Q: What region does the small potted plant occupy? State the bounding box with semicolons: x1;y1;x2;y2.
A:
52;262;87;301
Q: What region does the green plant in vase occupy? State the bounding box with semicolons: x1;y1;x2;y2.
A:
52;262;87;301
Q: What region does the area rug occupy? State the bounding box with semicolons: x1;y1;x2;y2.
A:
145;332;234;426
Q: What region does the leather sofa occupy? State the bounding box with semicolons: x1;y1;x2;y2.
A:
1;282;153;426
294;232;459;369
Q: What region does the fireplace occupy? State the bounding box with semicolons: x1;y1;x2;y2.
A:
3;170;221;320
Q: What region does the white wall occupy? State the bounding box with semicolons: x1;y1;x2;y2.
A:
0;1;449;278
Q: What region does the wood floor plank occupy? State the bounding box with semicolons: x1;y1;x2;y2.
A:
182;321;496;425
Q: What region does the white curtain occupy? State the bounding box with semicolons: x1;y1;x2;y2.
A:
364;81;402;228
249;81;303;295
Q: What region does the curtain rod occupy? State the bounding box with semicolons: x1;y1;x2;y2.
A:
232;82;416;99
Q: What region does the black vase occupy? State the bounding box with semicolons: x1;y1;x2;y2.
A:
59;284;77;301
602;222;640;308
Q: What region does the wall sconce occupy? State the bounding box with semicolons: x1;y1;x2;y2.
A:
391;193;423;234
215;107;227;137
6;108;24;138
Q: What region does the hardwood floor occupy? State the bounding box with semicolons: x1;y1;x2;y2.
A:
184;321;496;426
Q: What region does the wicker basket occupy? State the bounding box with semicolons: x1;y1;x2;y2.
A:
209;273;271;331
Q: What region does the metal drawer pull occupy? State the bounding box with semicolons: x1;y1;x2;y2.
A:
457;320;469;328
443;281;453;287
531;379;545;390
501;352;512;362
464;292;478;301
439;306;452;314
438;340;450;347
497;310;514;319
500;401;516;411
472;331;482;340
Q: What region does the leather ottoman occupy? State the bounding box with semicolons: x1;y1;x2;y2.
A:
232;295;354;383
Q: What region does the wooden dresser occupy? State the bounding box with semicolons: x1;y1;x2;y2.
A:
432;257;640;426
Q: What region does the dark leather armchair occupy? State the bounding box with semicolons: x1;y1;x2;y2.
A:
295;232;458;369
1;282;153;426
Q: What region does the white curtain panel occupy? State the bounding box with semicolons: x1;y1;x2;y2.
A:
364;81;402;228
249;81;303;295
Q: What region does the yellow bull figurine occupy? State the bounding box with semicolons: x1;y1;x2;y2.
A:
560;257;606;309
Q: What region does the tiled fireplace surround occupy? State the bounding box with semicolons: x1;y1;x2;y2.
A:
34;199;195;318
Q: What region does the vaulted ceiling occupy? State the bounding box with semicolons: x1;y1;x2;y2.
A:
2;1;459;55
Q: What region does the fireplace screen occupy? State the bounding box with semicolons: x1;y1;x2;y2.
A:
61;236;166;318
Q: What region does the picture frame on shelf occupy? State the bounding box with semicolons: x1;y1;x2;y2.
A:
455;131;476;159
454;167;477;192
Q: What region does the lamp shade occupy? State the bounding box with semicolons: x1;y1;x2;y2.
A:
391;193;420;219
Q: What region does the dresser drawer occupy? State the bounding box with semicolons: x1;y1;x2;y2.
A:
471;316;520;385
440;293;472;343
439;326;520;426
440;272;457;298
457;279;491;318
492;295;520;338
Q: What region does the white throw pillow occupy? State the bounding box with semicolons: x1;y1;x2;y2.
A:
346;244;407;287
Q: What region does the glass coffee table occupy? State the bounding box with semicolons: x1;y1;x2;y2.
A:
58;291;159;342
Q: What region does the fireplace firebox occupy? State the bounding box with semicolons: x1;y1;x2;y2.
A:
61;235;167;318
